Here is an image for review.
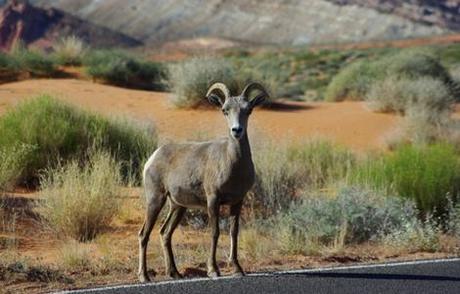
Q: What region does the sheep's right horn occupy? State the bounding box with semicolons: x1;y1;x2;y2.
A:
206;83;230;100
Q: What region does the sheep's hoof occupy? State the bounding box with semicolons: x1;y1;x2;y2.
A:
138;273;151;283
207;270;220;278
169;271;183;279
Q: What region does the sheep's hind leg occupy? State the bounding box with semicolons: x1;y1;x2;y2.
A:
138;186;166;283
229;202;244;276
160;202;186;279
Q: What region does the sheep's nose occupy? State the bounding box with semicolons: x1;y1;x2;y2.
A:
232;127;243;134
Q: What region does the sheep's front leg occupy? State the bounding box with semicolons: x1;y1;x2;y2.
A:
229;202;244;276
207;197;220;278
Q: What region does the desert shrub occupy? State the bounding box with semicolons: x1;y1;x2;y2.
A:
326;49;454;102
379;49;451;83
52;36;87;66
84;49;165;90
353;143;460;216
0;95;157;185
366;77;454;114
383;220;441;253
0;253;71;283
273;188;420;254
325;61;380;101
0;144;35;191
39;151;122;241
10;44;57;77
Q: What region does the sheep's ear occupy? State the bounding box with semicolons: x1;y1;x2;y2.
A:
249;93;267;108
207;94;223;107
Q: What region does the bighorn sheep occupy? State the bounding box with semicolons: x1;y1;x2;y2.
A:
138;82;268;282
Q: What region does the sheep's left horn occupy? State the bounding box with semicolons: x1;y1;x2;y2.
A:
241;82;268;99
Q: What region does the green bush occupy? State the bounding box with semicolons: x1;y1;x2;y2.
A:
0;95;157;185
52;36;87;66
39;151;121;241
84;49;165;90
353;143;460;216
325;61;380;101
10;44;57;77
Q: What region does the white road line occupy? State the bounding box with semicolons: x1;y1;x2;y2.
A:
56;257;460;293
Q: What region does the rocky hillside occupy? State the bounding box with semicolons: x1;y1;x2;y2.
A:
326;1;460;30
0;1;141;51
29;0;456;47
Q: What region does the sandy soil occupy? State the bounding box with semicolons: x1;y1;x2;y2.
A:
0;78;400;151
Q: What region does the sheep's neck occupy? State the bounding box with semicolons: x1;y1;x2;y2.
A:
227;132;252;164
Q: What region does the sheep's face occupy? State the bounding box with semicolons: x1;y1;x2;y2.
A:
207;82;268;140
221;96;252;140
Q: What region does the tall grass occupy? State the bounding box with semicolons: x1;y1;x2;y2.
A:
84;49;165;90
353;143;460;216
249;139;355;218
0;95;157;185
0;144;35;191
39;151;122;241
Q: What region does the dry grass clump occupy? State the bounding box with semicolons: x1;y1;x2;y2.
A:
366;77;454;114
52;36;87;66
39;151;122;242
239;228;277;260
168;56;272;108
58;241;92;272
168;57;239;108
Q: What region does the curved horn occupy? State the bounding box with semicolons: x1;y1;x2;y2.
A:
241;82;268;99
206;82;230;100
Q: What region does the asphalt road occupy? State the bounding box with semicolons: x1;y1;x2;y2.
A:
60;258;460;294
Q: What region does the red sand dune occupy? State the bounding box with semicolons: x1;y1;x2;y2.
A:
0;78;401;151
